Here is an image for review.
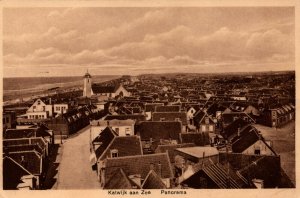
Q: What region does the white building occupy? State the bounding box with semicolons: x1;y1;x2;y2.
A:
26;99;52;119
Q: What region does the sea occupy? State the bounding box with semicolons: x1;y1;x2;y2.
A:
3;75;120;102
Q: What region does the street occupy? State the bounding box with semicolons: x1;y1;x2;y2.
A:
55;126;100;189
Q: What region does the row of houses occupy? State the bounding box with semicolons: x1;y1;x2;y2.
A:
3;125;54;189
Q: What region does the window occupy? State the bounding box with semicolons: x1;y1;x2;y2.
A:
33;106;36;110
209;125;214;132
111;149;119;158
205;117;209;124
42;106;45;111
56;106;60;111
160;118;165;121
201;125;206;132
37;100;41;105
125;128;131;136
254;149;261;155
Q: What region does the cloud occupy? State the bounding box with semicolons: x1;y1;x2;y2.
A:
3;8;295;76
246;29;293;59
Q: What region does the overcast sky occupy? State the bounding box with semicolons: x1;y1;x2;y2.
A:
3;7;295;77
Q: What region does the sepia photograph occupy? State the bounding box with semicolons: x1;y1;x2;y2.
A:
1;2;297;196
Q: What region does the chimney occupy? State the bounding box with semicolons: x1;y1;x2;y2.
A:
158;161;162;178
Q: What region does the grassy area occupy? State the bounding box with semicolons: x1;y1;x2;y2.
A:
254;121;295;185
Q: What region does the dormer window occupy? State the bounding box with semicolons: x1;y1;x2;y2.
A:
111;149;119;158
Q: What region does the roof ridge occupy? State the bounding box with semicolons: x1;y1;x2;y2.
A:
106;152;168;161
3;156;34;176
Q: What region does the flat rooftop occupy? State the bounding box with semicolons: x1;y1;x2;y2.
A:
176;146;219;158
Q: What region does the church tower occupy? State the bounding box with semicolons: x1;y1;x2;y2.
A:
83;70;92;98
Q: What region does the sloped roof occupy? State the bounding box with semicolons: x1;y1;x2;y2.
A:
104;168;138;189
91;119;135;127
142;170;167;189
3;137;47;150
137;121;181;141
202;163;243;188
8;150;42;175
231;127;263;153
99;135;143;161
181;163;246;189
105;114;146;121
238;155;281;188
193;110;206;124
104;153;173;182
155;105;180;112
4;129;36;139
3;156;34;190
223;118;249;140
152;112;187;125
93;127;117;159
145;103;164;112
155;143;195;163
180;132;210;146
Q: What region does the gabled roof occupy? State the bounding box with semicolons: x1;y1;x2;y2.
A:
104;168;139;189
92;84;115;94
137;121;181;141
7;150;42;175
142;170;167;189
99;135;143;161
181;163;246;189
93;127;117;159
92;84;126;94
104;153;173;183
152;112;187;125
206;102;228;116
3;156;34;190
238;155;281;188
223;118;249;140
231;126;276;155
